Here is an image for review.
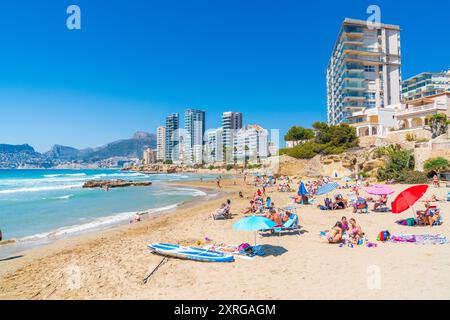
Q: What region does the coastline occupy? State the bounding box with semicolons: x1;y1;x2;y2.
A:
1;178;449;299
0;181;222;262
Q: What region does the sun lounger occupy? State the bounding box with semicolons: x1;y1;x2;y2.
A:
272;214;301;236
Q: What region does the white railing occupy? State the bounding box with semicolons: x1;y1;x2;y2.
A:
396;102;447;116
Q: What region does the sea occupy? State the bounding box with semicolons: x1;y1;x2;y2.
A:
0;169;220;254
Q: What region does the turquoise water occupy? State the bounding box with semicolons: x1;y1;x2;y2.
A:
0;169;218;241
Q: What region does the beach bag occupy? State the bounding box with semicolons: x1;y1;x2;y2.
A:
377;230;391;242
238;243;251;252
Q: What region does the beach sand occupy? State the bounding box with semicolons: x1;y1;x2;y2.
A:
0;178;449;299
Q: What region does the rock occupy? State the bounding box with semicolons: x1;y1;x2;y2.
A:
83;179;152;189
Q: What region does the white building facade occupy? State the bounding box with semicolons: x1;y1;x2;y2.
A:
204;128;223;164
233;125;268;164
156;126;166;161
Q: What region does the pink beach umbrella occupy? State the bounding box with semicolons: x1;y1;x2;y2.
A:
365;184;395;196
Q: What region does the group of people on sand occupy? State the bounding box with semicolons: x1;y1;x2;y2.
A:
327;217;365;245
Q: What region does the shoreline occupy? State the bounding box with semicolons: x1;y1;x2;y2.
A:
0;181;224;262
1;178;449;299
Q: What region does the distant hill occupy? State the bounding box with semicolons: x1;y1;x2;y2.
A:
0;144;51;169
81;132;157;161
0;132;157;168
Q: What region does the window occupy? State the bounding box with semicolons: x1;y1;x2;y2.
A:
364;66;375;72
365;92;376;99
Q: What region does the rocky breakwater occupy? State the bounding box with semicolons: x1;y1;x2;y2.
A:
83;179;152;189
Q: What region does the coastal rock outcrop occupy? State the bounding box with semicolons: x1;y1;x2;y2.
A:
82;179;152;189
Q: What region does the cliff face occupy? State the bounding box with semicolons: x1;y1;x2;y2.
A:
265;147;386;178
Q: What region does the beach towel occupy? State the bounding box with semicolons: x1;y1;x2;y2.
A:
396;218;417;226
390;234;449;245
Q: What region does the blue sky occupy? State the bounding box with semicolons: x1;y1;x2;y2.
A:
0;0;449;152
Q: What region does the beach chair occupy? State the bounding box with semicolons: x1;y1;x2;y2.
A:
273;214;301;236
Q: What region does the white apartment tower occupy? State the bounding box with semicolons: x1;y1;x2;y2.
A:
327;18;402;124
156;126;166;161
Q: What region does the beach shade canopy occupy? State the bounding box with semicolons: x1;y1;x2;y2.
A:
233;216;277;245
391;184;429;214
366;184;395;196
342;177;353;181
316;182;340;196
297;181;308;196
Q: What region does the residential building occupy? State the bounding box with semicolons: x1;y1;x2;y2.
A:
185;109;206;164
395;91;450;130
222;111;242;162
156;126;166;161
233;125;268;163
143;148;157;165
347;107;396;137
402;70;450;102
327;18;402;125
204;128;223;163
165;113;179;161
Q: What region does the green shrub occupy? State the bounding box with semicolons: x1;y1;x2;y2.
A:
226;164;234;171
401;171;429;184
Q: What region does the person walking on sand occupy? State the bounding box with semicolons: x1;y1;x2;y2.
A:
216;177;222;189
433;174;439;188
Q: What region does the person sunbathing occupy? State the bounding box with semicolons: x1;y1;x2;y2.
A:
243;200;257;215
373;195;388;210
327;222;343;243
211;203;227;219
422;203;441;226
420;194;444;203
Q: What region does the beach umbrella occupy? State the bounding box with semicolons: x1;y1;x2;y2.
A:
342;177;352;181
233;216;277;245
391;184;429;214
366;184;395;196
297;181;308;196
315;182;340;196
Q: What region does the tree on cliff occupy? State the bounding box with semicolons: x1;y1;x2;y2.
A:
284;126;314;145
424;157;450;175
425;113;449;138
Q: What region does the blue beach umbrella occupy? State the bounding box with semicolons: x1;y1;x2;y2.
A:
342;177;352;181
233;216;277;245
316;182;340;196
297;181;308;196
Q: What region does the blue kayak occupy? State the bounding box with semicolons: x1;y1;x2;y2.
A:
148;242;234;263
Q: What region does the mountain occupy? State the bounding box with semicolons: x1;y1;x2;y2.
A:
82;132;157;161
0;132;157;169
45;145;82;161
0;144;52;169
0;144;36;153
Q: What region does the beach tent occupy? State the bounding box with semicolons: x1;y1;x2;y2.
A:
342;177;352;181
233;216;276;246
391;185;428;214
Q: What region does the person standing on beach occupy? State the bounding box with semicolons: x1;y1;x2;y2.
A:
433;174;439;188
0;229;2;241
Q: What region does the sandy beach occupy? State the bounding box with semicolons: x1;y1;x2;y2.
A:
0;177;449;300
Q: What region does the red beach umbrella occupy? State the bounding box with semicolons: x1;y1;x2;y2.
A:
391;184;429;214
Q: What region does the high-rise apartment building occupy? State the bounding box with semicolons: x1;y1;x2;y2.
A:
222;111;242;147
156;126;166;161
327;18;402;125
184;109;206;147
402;70;450;102
204;128;223;163
233;125;268;163
165;113;179;161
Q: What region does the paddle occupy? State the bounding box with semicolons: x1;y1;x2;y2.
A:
143;256;169;284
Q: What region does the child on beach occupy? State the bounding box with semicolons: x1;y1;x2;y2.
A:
348;218;364;244
341;216;349;233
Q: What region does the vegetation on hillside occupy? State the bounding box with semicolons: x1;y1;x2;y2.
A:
423;157;449;175
375;144;428;184
280;122;359;159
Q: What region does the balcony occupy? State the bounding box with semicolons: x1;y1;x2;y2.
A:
396;102;447;118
